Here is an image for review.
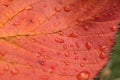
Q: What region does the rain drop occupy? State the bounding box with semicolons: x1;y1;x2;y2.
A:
64;60;70;66
48;66;55;73
86;42;92;50
65;52;70;57
99;52;106;59
111;26;117;32
4;65;9;71
0;51;6;56
80;63;85;67
84;26;89;31
76;71;90;80
64;5;71;12
74;56;79;60
5;12;11;19
69;32;79;38
55;38;64;43
55;6;62;12
100;45;106;51
11;68;19;75
26;5;33;10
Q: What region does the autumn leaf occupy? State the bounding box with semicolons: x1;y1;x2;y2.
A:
0;0;120;80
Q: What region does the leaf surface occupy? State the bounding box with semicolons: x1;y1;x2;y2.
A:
0;0;120;80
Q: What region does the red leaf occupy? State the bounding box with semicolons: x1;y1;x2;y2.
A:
0;0;120;80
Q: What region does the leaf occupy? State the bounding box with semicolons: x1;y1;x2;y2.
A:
0;0;120;80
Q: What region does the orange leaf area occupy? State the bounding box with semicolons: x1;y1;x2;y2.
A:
0;0;120;80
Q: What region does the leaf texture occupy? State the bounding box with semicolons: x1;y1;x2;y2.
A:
0;0;120;80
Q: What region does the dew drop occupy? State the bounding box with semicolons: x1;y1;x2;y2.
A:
77;18;84;22
69;32;79;38
3;2;9;7
76;71;90;80
35;52;41;57
48;66;55;73
64;5;71;12
74;56;79;60
4;65;9;71
11;68;19;75
5;12;11;19
55;6;61;12
0;51;6;56
83;57;87;61
44;55;51;60
86;42;92;50
74;51;77;55
55;38;64;43
38;60;45;66
13;21;19;26
63;44;67;49
75;42;80;48
111;26;117;32
57;51;61;55
64;60;70;66
84;26;89;31
70;44;74;47
80;63;85;67
100;45;106;51
26;5;33;10
99;52;106;59
65;52;70;57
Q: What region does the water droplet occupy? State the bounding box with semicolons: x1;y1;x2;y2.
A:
59;32;64;36
69;32;79;38
75;56;79;60
48;66;55;73
83;57;87;61
84;26;89;31
0;51;6;56
44;55;51;60
63;44;67;49
74;51;77;55
113;3;117;8
64;5;71;12
55;38;64;43
4;65;9;71
54;23;58;27
65;52;70;57
76;71;90;80
13;21;19;26
80;63;85;67
99;52;106;59
64;60;70;66
75;42;80;48
38;60;45;66
0;23;3;27
59;0;64;5
3;2;9;7
11;68;19;75
111;26;117;32
26;5;33;10
35;52;41;57
70;44;74;47
100;45;106;51
77;18;84;22
55;6;61;12
5;12;11;19
57;51;61;55
86;42;92;50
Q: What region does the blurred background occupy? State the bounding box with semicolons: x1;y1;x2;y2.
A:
96;31;120;80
